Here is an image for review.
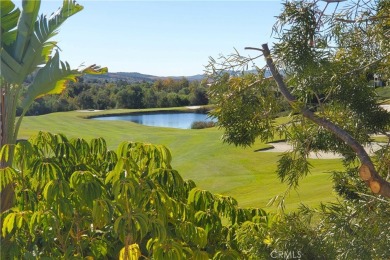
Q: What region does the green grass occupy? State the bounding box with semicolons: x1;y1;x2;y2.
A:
376;86;390;103
18;108;343;212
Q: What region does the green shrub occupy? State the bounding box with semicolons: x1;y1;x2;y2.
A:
3;132;387;259
0;131;269;259
191;121;216;129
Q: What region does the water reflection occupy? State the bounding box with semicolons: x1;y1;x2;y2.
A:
92;112;215;129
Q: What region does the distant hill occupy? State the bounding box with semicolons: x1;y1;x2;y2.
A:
83;72;205;83
81;69;284;83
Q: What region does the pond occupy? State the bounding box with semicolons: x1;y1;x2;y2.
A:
92;111;216;129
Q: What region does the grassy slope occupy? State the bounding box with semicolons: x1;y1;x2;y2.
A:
376;87;390;103
18;109;342;211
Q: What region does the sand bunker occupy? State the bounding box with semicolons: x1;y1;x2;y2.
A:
258;141;383;159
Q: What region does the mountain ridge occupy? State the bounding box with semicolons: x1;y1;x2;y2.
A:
83;71;205;83
82;69;280;83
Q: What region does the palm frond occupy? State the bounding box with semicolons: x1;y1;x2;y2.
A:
0;48;22;83
35;0;83;44
1;0;20;45
82;64;108;75
13;1;41;63
21;50;80;111
1;1;84;85
18;0;84;78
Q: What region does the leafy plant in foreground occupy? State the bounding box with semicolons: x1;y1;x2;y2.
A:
0;0;107;213
0;132;272;259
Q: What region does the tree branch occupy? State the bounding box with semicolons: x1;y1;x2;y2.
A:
335;15;390;24
260;43;390;198
244;47;264;52
339;52;390;77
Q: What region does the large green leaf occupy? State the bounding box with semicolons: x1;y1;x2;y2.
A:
2;211;17;237
70;170;103;208
19;52;107;112
92;199;112;228
0;47;22;82
1;0;20;44
187;188;215;211
119;244;141;260
30;1;84;68
30;159;62;191
82;64;108;75
1;0;40;84
13;0;41;63
21;50;79;110
35;1;83;44
0;167;17;192
1;30;17;46
1;0;85;85
43;179;71;205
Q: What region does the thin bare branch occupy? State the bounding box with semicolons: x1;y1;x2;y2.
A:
336;15;390;24
244;47;264;52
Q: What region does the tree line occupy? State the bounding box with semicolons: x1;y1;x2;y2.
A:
19;77;210;116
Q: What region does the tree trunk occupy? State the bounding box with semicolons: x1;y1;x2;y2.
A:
0;83;17;213
260;43;390;198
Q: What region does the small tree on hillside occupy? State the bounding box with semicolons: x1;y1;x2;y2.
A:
206;0;390;201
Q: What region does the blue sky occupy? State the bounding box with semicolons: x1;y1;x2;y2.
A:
14;1;283;76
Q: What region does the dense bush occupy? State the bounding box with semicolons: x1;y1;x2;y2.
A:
0;132;269;259
1;132;390;258
191;121;216;129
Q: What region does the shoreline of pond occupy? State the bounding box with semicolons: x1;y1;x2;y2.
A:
85;106;216;129
77;106;214;120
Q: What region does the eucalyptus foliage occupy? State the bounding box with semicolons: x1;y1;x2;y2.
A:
205;1;390;256
206;0;390;199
